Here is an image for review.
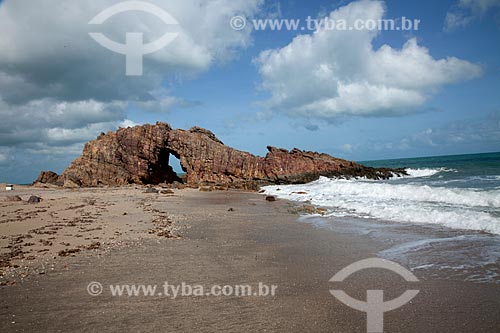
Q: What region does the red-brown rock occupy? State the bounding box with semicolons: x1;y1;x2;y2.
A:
33;171;63;186
34;122;406;189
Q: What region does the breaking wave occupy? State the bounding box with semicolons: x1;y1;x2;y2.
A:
263;176;500;235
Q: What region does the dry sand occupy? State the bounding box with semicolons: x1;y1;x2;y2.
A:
0;185;182;280
0;187;499;332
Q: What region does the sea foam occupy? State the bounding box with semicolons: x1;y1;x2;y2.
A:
404;168;455;178
263;176;500;235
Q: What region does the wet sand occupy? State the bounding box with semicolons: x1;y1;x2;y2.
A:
0;188;499;332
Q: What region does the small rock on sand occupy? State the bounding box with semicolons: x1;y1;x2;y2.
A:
84;242;101;250
160;189;175;195
144;187;159;194
265;195;276;202
199;186;213;192
27;196;42;204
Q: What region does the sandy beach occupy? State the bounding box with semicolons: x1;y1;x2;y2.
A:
1;0;499;331
0;187;498;332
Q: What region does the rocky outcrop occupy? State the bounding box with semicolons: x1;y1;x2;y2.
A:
34;122;406;189
34;171;63;186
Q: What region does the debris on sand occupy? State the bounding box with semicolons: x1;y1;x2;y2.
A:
289;204;328;216
58;248;80;257
84;198;96;205
4;196;22;202
66;204;86;210
79;242;101;250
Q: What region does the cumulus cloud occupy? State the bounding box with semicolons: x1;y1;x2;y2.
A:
0;0;262;105
365;112;500;154
339;143;354;153
255;0;483;120
0;152;9;165
0;0;263;179
0;146;13;166
406;112;500;148
460;0;500;12
0;98;128;151
445;0;500;31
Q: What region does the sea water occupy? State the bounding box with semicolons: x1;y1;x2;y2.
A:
262;152;500;283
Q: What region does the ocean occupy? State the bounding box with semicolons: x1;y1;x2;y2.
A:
262;152;500;284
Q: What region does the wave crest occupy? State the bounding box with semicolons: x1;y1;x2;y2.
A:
263;177;500;234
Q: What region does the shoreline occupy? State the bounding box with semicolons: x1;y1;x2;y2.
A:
1;187;499;331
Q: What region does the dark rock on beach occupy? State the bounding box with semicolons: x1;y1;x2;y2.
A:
34;122;407;189
33;171;63;186
27;196;42;204
159;189;175;195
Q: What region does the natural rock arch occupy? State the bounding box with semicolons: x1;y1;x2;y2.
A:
35;122;406;188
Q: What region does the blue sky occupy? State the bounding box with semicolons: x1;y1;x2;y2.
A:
131;0;499;158
0;0;499;183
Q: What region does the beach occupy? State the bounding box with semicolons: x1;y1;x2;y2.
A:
1;0;499;331
1;187;499;332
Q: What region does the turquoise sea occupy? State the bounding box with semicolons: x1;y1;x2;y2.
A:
263;152;500;284
362;151;500;191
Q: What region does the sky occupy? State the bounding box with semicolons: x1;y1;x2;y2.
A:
0;0;499;183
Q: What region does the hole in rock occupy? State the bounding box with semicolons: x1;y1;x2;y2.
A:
144;149;185;184
168;152;186;183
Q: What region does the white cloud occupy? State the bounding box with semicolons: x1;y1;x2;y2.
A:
0;147;13;165
0;0;262;104
445;0;500;31
0;98;127;150
459;0;500;14
445;11;475;31
255;0;483;119
339;143;354;153
407;113;500;148
119;119;141;128
366;112;500;154
0;0;263;175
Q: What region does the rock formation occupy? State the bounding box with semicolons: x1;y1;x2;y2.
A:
34;122;406;189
